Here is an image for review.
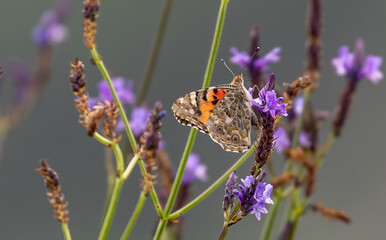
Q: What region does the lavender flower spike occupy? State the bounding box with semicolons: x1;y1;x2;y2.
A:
222;171;238;216
230;47;281;73
332;39;383;84
128;107;151;138
233;172;273;221
32;10;68;46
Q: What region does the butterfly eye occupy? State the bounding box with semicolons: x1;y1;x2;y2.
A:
231;134;240;143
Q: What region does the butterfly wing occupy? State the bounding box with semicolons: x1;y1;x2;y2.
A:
206;89;251;153
172;84;236;134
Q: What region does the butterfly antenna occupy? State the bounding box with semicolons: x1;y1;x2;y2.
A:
247;46;260;65
221;59;236;77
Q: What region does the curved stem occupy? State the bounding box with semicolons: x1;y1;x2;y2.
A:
90;48;137;152
259;193;282;240
122;153;139;181
137;0;174;105
61;223;72;240
98;143;124;240
153;1;229;238
120;192;147;240
90;48;162;214
163;129;197;216
168;147;254;219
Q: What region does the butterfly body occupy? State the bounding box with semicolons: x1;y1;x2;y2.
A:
172;75;253;153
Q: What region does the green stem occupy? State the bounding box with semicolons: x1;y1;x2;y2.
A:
61;223;72;240
168;147;254;219
217;223;229;240
153;1;229;238
90;48;163;215
90;48;137;152
120;192;147;240
122;153;139;181
153;219;167;240
98;143;125;240
163;129;197;216
201;0;229;89
137;0;173;105
260;90;311;240
259;193;282;240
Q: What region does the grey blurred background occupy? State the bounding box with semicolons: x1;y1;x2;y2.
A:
1;0;386;239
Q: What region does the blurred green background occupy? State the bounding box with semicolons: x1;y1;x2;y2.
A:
1;0;386;239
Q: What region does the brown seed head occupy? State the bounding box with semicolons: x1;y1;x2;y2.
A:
36;159;69;224
70;57;90;127
283;75;312;105
83;0;100;49
311;201;351;224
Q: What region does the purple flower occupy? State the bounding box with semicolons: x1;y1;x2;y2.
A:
182;153;208;184
233;173;273;221
299;131;312;148
251;88;287;118
293;97;304;116
32;10;68;46
250;182;273;221
97;77;135;105
129;107;151;138
274;127;290;153
230;47;281;73
223;171;238;212
332;39;383;84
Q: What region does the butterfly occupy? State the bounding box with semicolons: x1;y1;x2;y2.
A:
172;74;255;153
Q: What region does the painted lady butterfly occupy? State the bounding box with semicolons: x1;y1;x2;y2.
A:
172;75;254;153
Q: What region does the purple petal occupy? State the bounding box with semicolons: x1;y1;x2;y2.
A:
361;55;383;84
274;127;290;153
229;47;249;67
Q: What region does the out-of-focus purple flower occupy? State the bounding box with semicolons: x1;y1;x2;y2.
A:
98;77;135;105
233;172;273;221
274;127;290;153
230;47;281;73
32;10;68;46
182;153;208;184
129;106;151;138
299;131;312;148
332;39;383;84
222;171;238;212
293;97;304;116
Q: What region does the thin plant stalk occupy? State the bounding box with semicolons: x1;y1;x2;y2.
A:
153;0;229;238
120;192;147;240
168;147;254;219
218;223;229;240
137;0;174;105
260;90;311;240
98;143;124;240
90;47;163;216
61;223;72;240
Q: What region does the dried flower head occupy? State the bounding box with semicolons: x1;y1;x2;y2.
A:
305;0;322;90
36;159;69;224
283;75;311;105
83;0;100;49
85;100;121;141
310;201;351;224
69;57;90;127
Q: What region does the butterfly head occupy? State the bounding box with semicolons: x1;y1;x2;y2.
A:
231;74;244;87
